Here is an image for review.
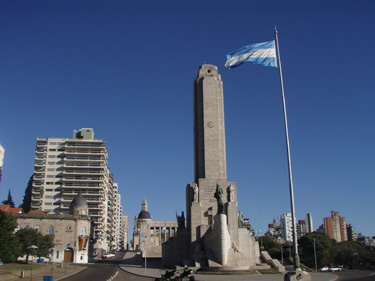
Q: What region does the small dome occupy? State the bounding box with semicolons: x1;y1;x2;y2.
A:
138;210;152;219
71;192;88;207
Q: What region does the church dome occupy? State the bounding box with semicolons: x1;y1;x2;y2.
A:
138;210;152;219
138;199;151;219
71;192;88;207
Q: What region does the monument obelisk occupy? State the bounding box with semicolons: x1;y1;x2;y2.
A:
186;64;256;269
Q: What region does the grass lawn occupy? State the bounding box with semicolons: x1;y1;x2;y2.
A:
0;263;53;281
0;262;85;281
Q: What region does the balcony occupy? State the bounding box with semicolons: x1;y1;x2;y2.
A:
63;169;102;175
63;163;106;169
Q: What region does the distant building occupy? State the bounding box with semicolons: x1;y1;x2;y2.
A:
306;212;314;233
356;233;375;247
121;215;129;249
132;199;178;258
267;213;313;242
323;210;347;242
266;218;282;241
30;128;124;256
296;220;306;239
346;224;357;241
280;213;293;242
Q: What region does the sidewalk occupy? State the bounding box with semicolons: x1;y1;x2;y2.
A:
118;251;338;281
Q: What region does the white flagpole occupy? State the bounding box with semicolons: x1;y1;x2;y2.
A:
274;25;301;271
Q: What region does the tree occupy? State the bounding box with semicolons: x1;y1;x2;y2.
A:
2;189;15;207
0;212;22;262
16;228;54;262
260;236;282;259
19;175;33;213
298;232;336;268
332;241;366;268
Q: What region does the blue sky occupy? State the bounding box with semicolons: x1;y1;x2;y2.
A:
1;1;374;238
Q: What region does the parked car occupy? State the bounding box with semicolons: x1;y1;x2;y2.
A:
103;252;115;259
320;266;329;272
330;266;342;272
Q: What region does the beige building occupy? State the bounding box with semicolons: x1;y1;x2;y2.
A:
16;193;92;264
121;215;129;249
132;199;178;258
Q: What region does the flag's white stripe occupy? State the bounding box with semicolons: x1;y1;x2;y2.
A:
225;48;276;67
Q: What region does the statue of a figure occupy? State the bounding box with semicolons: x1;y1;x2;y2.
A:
238;211;244;228
214;184;225;215
176;211;186;229
192;183;198;202
228;184;235;202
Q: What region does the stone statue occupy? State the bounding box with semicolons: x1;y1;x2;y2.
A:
228;184;235;202
238;211;244;228
214;184;224;215
176;211;186;229
192;183;199;202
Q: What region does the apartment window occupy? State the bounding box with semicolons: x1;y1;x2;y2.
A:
45;195;53;199
48;225;54;235
35;225;41;233
47;168;54;172
47;175;54;178
46;189;53;191
81;226;86;235
48;162;55;165
48;155;56;158
49;149;56;151
45;202;52;206
56;251;59;259
49;142;57;145
46;183;54;185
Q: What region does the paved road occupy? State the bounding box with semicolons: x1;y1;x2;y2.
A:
59;264;118;281
59;251;375;281
335;270;375;281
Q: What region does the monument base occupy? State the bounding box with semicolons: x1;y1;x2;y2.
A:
284;271;311;281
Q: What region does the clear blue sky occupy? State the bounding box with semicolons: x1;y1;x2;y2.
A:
1;1;374;238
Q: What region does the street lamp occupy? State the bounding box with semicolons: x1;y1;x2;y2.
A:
28;245;38;281
49;248;54;276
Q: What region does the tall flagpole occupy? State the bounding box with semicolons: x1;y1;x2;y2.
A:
274;26;301;271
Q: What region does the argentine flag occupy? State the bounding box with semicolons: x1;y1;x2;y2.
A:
225;40;277;69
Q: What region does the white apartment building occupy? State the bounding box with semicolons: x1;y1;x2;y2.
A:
280;213;293;242
31;128;122;255
111;183;124;250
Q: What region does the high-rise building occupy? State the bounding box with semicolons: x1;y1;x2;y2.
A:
280;213;293;242
296;220;306;239
0;144;4;184
121;215;129;249
30;128;122;255
323;210;347;242
306;212;314;233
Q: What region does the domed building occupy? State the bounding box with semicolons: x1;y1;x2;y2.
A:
132;199;179;258
14;193;92;264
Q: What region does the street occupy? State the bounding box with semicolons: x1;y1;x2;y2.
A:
59;251;375;281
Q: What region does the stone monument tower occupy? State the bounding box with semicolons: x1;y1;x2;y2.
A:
186;64;260;269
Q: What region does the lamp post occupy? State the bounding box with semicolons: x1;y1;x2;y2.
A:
28;245;38;281
49;248;54;276
313;239;317;272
